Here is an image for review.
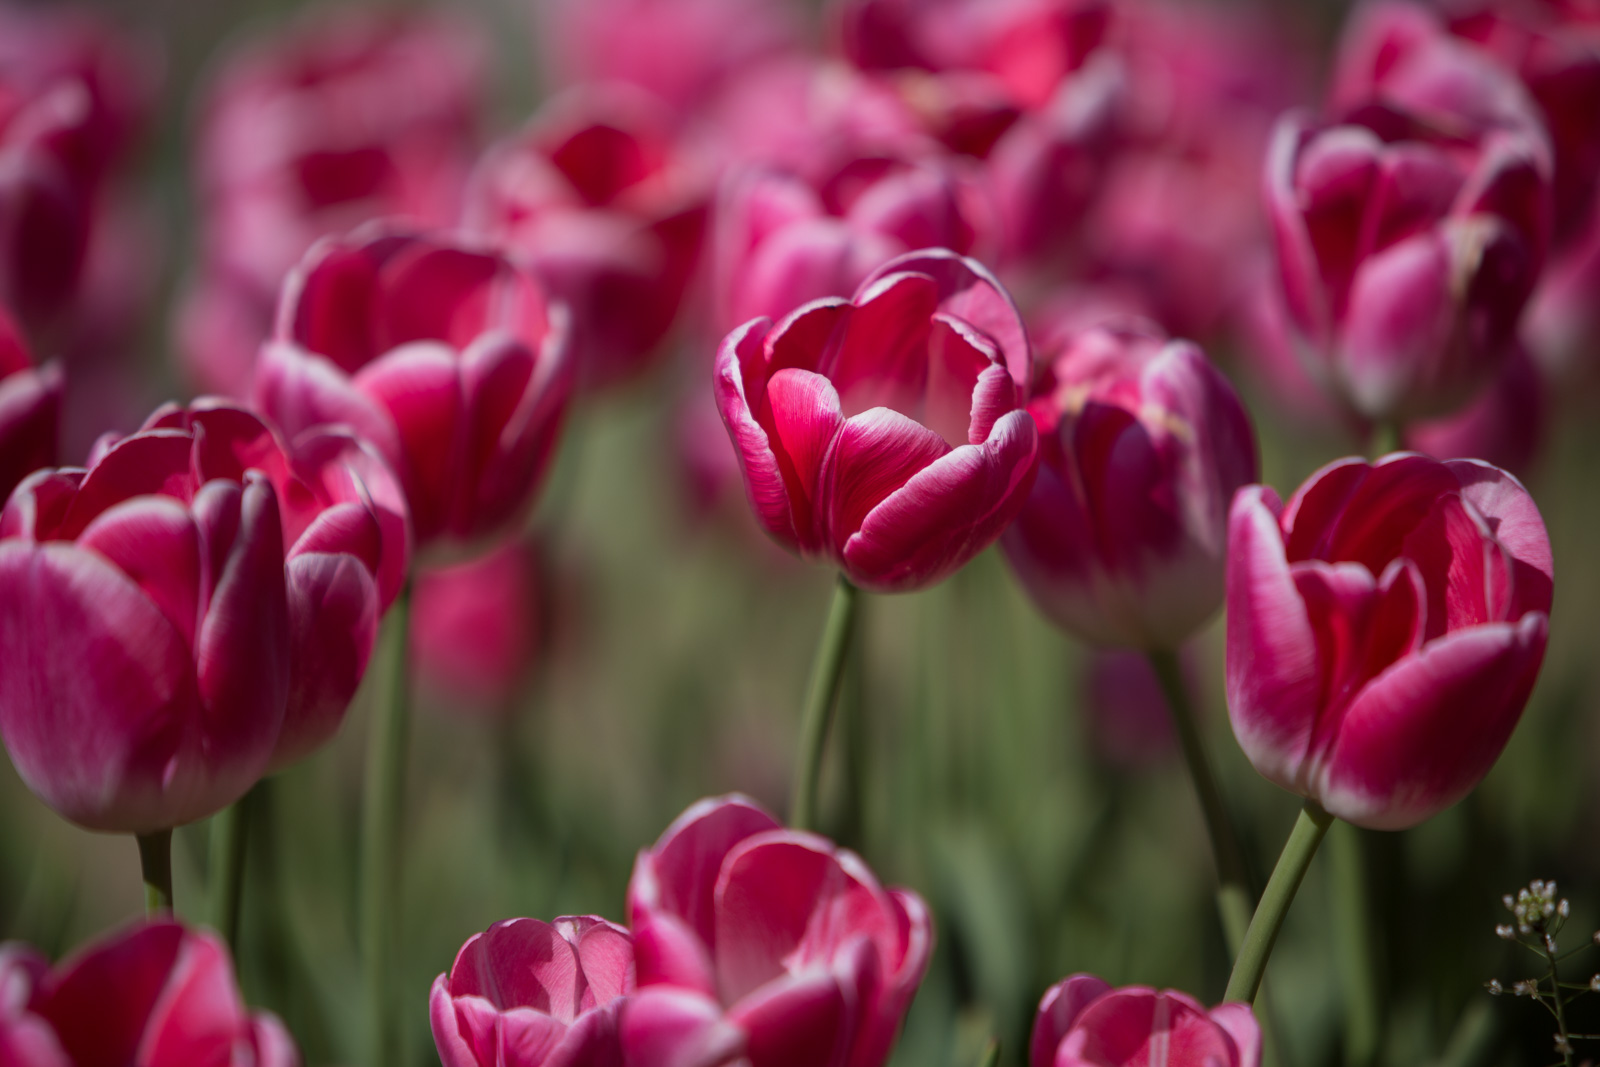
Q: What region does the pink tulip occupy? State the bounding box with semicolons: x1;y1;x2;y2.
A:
1030;975;1260;1067
0;307;60;505
179;7;484;397
255;225;573;553
1405;340;1546;476
715;248;1038;592
1525;197;1600;380
623;794;932;1067
465;87;707;390
1226;453;1551;829
431;915;633;1067
413;541;545;711
0;921;296;1067
536;0;799;117
1002;323;1258;649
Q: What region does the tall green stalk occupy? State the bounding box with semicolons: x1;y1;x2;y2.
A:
137;829;173;915
361;583;413;1067
1226;802;1335;1003
210;781;262;951
1330;821;1382;1067
791;574;860;832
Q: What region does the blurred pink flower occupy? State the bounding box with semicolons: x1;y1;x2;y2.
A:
179;6;484;397
0;921;296;1067
1227;453;1551;829
1082;647;1185;770
715;248;1037;592
431;916;633;1067
1030;975;1259;1067
256;226;573;554
1405;340;1546;476
413;541;545;711
0;305;60;506
623;794;932;1067
466;87;707;390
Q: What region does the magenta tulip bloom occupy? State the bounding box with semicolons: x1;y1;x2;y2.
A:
1030;975;1260;1067
715;248;1038;592
0;309;60;505
1227;453;1552;829
623;794;932;1067
431;916;633;1067
255;225;573;553
1266;11;1552;421
0;921;296;1067
1002;323;1257;649
126;401;410;770
465;88;707;391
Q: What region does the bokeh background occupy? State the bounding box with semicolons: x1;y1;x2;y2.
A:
0;0;1595;1065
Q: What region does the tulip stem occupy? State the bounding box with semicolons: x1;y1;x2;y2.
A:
978;1038;1001;1067
1225;801;1335;1003
137;829;173;915
1148;648;1253;955
361;582;413;1067
1330;821;1382;1067
791;574;860;832
1370;422;1400;458
209;783;259;951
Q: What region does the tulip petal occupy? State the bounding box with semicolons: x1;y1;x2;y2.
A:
56;431;195;541
764;368;845;552
499;1006;573;1067
826;270;938;419
1292;560;1379;764
1030;975;1112;1067
620;988;746;1067
354;342;465;545
547;1001;625;1067
821;408;950;562
561;917;636;1009
76;497;203;654
714;319;799;550
136;929;251;1064
1445;459;1552;618
1208;1003;1263;1067
1319;613;1548;829
452;919;583;1018
35;923;184;1066
272;552;379;770
1338;232;1457;419
0;362;61;505
254;341;401;466
634;912;718;998
431;975;479;1067
727;969;850;1067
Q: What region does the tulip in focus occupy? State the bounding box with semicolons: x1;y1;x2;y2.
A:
1265;6;1552;422
431;915;633;1067
715;248;1038;592
1002;322;1258;649
0;307;59;505
1227;453;1552;829
1030;974;1260;1067
0;920;296;1066
623;794;932;1067
256;225;573;553
466;88;707;390
413;540;545;711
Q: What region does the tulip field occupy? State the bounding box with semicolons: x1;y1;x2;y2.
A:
0;0;1597;1065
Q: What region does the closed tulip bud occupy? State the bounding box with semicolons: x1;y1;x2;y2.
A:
623;795;932;1067
1266;6;1552;422
715;248;1038;592
0;308;60;505
1226;453;1552;829
465;87;707;391
1030;975;1260;1067
0;921;296;1066
431;916;633;1067
1002;323;1258;649
255;225;574;554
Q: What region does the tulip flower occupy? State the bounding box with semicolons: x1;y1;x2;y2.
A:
623;794;932;1067
0;308;60;505
0;921;296;1066
413;541;545;711
1002;323;1258;650
178;7;484;397
1266;9;1553;422
715;247;1038;592
465;88;706;390
1030;975;1260;1067
255;225;573;553
1405;341;1546;476
1226;453;1551;830
431;916;633;1067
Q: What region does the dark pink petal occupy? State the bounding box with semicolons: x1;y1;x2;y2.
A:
733;218;891;329
727;970;850;1067
628;795;781;955
633;913;718;998
353;342;465;546
1292;560;1379;766
546;1001;625;1067
1208;1003;1262;1067
1301;454;1458;574
35;923;184;1066
1030;975;1112;1067
137;928;252;1064
1338;231;1457;419
763;369;844;554
820;408;950;562
1265;115;1332;342
285;239;383;373
1056;988;1228;1067
55;432;195;540
450;919;583;1019
272;552;379;770
450;334;538;537
431;975;478;1067
499;1007;573;1067
0;362;62;506
1320;613;1548;829
837;409;1036;593
1280;458;1369;563
1365;558;1427;681
1445;460;1551;618
923;315;1002;448
714;319;799;550
447;994;512;1066
253;342;401;467
558;917;635;1009
619;988;746;1067
0;542;198;832
824;271;939;420
1225;486;1323;796
76;498;203;653
373;244;505;353
245;1011;299;1067
766;300;853;377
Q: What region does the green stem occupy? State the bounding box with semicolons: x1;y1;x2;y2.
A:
1430;999;1497;1067
1545;936;1575;1067
1369;422;1401;458
791;575;860;832
210;783;259;951
137;829;173;915
977;1039;1001;1067
1226;802;1335;1003
361;583;413;1067
1330;821;1382;1067
1148;648;1253;956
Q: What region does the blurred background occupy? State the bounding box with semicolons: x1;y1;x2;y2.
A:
0;0;1595;1065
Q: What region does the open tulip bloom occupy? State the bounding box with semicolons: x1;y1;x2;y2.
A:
715;247;1038;592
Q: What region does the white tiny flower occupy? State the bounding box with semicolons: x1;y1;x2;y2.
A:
1497;925;1516;940
1559;899;1571;919
1590;974;1599;993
